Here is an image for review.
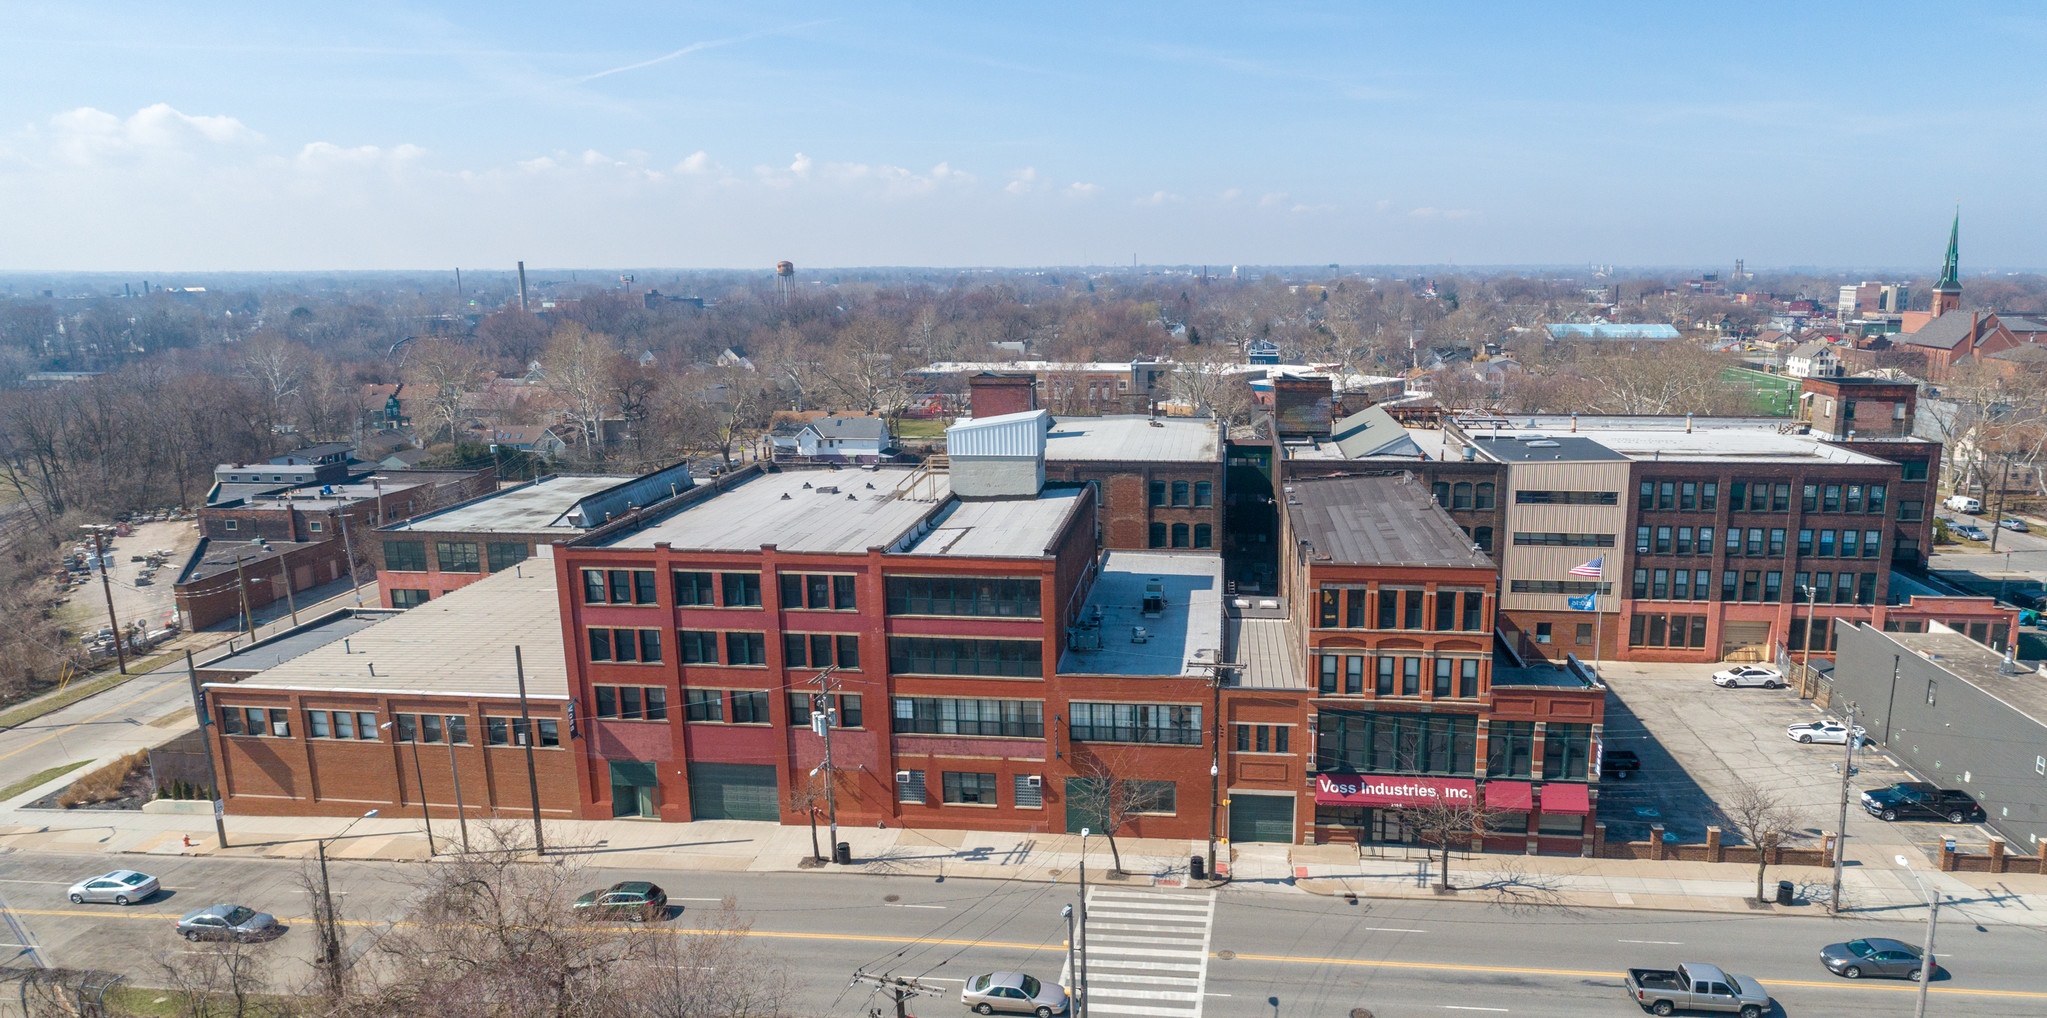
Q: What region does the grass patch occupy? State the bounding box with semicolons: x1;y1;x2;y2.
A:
104;985;302;1018
1722;366;1799;418
0;760;91;802
894;419;948;439
0;648;184;730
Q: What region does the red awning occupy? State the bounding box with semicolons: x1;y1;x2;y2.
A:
1539;782;1591;816
1314;774;1477;808
1483;780;1533;812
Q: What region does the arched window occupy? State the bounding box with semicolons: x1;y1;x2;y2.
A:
1452;482;1474;510
1149;522;1168;548
1171;523;1191;548
1432;482;1450;506
1473;526;1494;552
1475;482;1496;510
1193;524;1212;548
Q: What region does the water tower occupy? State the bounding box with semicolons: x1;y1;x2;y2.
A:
775;261;795;302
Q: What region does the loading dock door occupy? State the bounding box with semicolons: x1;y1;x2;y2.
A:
1720;621;1772;660
686;762;780;821
1228;792;1296;843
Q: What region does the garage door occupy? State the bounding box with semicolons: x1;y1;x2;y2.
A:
687;762;780;821
1720;621;1772;660
1229;793;1296;843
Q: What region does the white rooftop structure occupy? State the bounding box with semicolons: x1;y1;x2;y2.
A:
898;486;1089;558
1058;551;1225;677
1584;429;1896;466
1040;415;1220;463
381;474;637;533
601;467;952;554
209;551;568;699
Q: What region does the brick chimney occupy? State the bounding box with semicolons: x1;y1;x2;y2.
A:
968;372;1038;418
1271;374;1334;438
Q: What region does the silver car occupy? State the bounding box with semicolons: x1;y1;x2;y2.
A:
174;904;278;942
1821;937;1927;980
963;972;1068;1017
68;869;158;905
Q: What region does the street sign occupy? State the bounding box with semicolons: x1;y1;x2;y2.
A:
213;799;225;820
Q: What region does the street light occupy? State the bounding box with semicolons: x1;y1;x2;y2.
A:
1895;854;1942;1018
1061;904;1076;1006
1076;828;1090;1018
380;721;437;856
315;809;378;997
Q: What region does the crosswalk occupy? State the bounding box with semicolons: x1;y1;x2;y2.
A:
1067;887;1216;1018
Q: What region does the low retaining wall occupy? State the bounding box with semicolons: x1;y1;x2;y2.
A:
1592;823;1828;865
1940;838;2047;874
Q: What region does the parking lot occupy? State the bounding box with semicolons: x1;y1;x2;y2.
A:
1594;660;1991;865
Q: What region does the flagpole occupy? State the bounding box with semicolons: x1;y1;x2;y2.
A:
1592;559;1604;674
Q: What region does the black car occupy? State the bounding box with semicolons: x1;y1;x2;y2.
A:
1861;782;1985;824
1601;750;1641;779
572;881;668;921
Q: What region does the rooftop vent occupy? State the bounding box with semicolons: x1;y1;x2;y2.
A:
817;486;839;495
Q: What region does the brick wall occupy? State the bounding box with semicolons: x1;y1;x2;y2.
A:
968;373;1038;418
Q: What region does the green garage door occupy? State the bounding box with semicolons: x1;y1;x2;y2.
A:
687;762;780;822
1229;793;1296;843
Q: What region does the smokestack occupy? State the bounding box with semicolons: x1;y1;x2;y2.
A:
518;261;529;312
456;267;462;298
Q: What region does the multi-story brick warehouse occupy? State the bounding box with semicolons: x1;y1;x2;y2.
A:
373;467;691;607
1276;474;1605;853
553;409;1228;838
200;561;579;820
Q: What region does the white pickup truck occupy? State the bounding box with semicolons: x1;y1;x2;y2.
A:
1624;963;1770;1018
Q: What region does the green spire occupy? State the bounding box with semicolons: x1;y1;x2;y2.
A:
1936;207;1961;292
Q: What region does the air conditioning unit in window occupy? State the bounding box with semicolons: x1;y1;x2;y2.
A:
894;770;913;783
1025;775;1042;787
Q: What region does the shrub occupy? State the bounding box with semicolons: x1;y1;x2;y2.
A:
57;749;150;809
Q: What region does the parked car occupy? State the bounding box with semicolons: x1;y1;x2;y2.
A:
1944;494;1982;514
1712;665;1784;689
1820;938;1929;980
67;869;158;905
1601;749;1643;779
572;881;667;921
1953;524;1988;541
174;904;277;942
962;972;1069;1017
1786;719;1866;745
1624;962;1770;1018
2000;517;2030;532
1861;782;1986;824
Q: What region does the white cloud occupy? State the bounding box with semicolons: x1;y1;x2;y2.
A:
1219;188;1242;201
1135;190;1180;206
46;103;260;167
676;150;715;174
789;152;813;177
1005;167;1041;194
1290;203;1337;214
1258;191;1288;208
1063;182;1100;198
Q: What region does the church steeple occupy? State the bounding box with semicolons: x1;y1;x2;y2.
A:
1932;208;1962;317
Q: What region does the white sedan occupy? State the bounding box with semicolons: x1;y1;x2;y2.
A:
1713;665;1784;688
1787;720;1867;745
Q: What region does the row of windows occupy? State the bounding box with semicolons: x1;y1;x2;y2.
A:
888;637;1043;678
884;576;1042;618
584;569;658;604
1316;654;1482;698
1067;702;1203;745
1637;525;1889;560
1639;479;1892;516
1509;580;1610;596
1315;588;1487;631
1629;613;1710;649
789;692;865;729
1315;712;1476;776
681;688;771;723
1235;723;1292;754
780;573;857;611
783;632;860;670
1513;532;1614;548
893;696;1044;738
1147;522;1214;549
589;627;665;664
589;629;1055;678
221;705;562;746
1515;489;1618;506
895;771;1172;813
382;540;528;574
1147;480;1215;508
1429;481;1498;511
594;684;667;721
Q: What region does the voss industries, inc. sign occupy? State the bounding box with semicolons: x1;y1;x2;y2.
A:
1313;774;1478;807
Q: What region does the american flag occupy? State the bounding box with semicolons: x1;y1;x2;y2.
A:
1569;556;1604;577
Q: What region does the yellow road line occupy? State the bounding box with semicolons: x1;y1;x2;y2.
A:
17;908;2045;1000
0;675;175;764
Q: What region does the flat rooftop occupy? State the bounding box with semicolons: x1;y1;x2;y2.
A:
897;485;1088;557
1584;429;1896;466
1042;415;1220;463
598;467;952;554
234;481;426;512
207;555;569;699
1058;551;1225;677
1470;434;1628;464
1286;474;1495;568
1230;615;1307;689
196;610;395;675
382;474;636;534
1887;629;2047;725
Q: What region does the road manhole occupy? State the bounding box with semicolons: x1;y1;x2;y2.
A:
1351;1009;1374;1018
883;894;901;903
1215;950;1236;960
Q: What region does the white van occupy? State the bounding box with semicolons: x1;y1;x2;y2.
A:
1945;494;1983;514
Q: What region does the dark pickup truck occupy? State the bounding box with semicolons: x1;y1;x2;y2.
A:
1601;749;1642;779
1624;962;1770;1018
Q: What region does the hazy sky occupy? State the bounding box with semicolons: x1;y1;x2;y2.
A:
3;1;2040;271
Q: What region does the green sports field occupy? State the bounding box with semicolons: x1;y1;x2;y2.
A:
1722;366;1798;417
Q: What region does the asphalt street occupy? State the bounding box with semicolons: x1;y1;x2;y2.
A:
2;850;2044;1018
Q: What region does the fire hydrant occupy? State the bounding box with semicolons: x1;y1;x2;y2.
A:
182;835;194;848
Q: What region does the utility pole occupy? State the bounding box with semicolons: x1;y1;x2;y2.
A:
515;646;546;855
1185;647;1231;882
1077;827;1090;1018
1829;703;1858;915
1914;881;1941;1018
444;715;470;852
279;551;300;626
336;511;363;607
184;651;229;849
315;809;379;998
849;972;943;1018
381;721;437;856
808;665;842;860
83;525;128;674
233;555;254;639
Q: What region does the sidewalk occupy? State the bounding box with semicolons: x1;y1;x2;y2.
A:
6;806;2045;926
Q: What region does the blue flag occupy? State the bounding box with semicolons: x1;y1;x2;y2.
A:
1567;593;1597;611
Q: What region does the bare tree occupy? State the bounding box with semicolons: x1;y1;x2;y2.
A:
152;936;284;1018
543;323;618;456
1395;789;1509;891
1721;782;1805;904
1165;345;1259;429
1068;752;1175;875
786;769;831;864
402;338;487;443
